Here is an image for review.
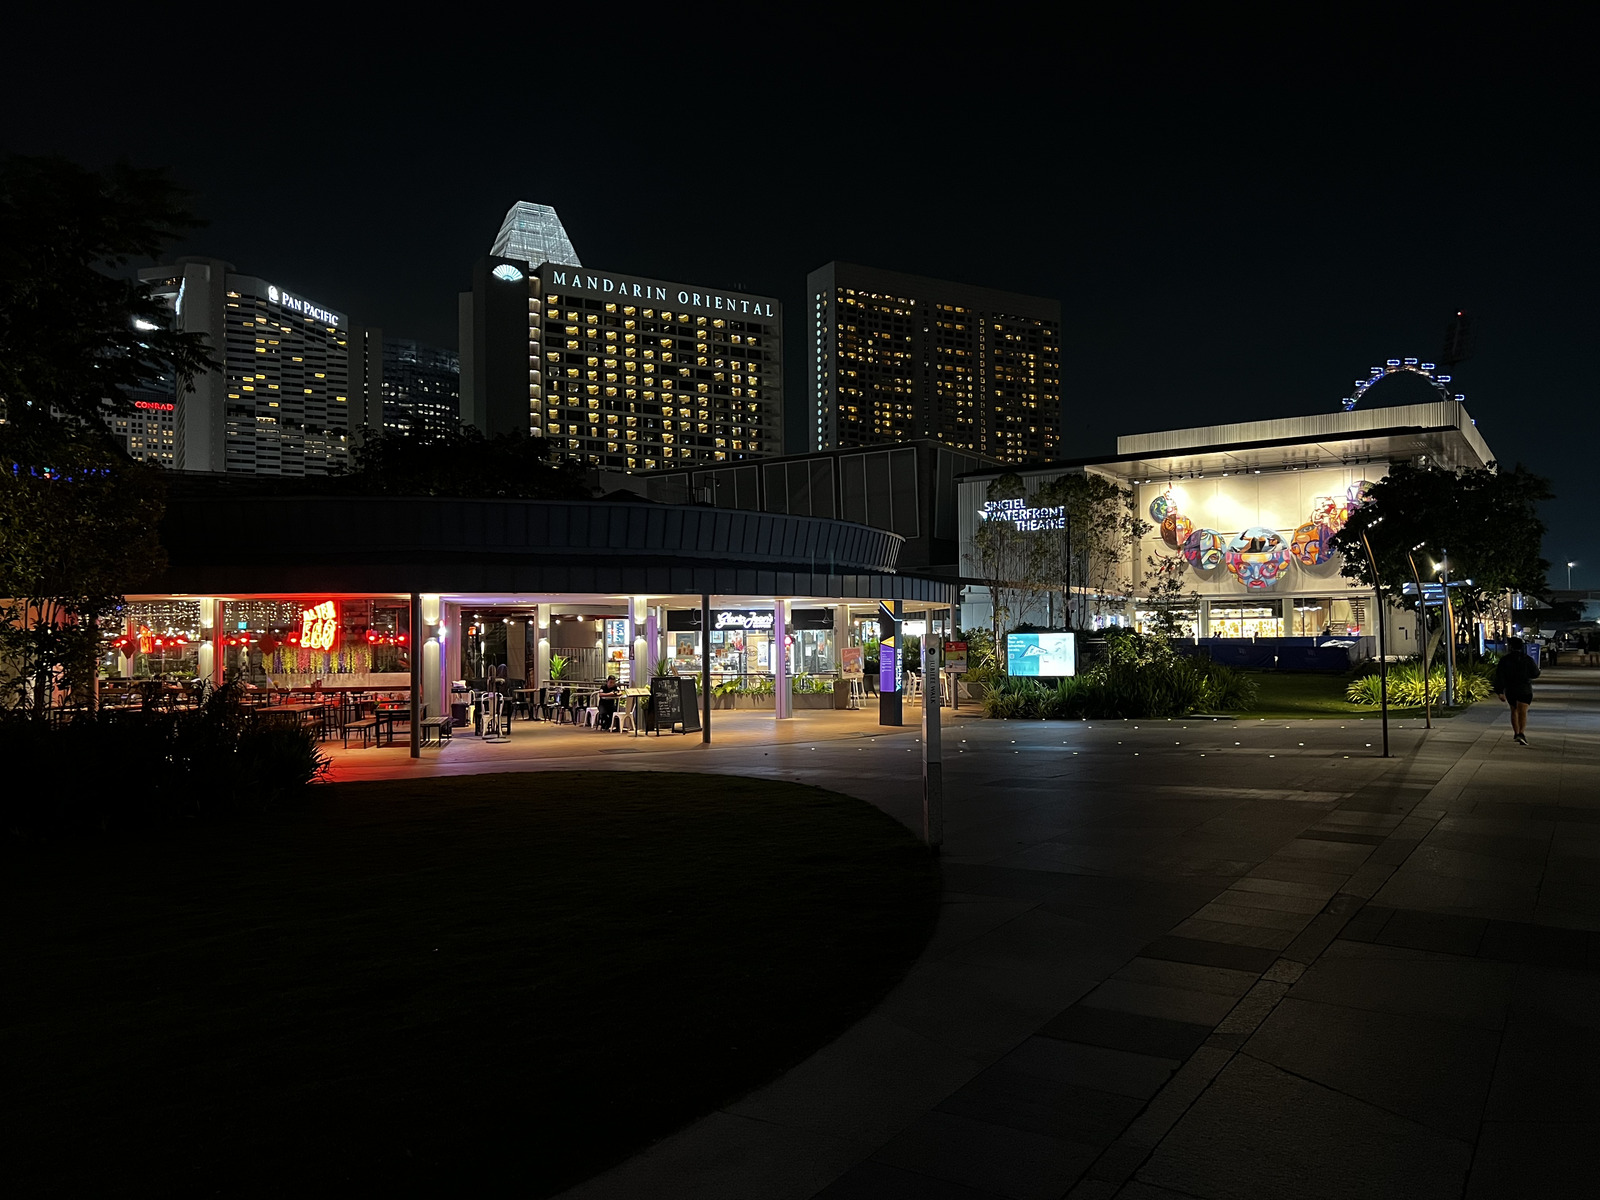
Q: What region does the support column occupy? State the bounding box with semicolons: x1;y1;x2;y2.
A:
196;599;216;690
878;599;902;726
409;592;422;759
210;598;225;690
700;592;711;744
921;619;943;851
536;608;551;696
506;618;527;686
631;595;648;686
645;606;660;677
774;598;791;720
421;594;442;725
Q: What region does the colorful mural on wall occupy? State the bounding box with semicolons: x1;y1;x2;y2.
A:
1148;478;1371;591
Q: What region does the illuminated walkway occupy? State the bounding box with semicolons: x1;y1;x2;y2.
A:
518;669;1600;1200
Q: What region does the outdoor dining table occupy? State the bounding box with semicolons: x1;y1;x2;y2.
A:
374;704;410;747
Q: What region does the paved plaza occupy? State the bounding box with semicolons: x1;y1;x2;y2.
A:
326;671;1600;1199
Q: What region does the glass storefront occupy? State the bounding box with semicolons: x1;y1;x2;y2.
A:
106;600;203;680
1134;605;1199;637
1206;600;1283;639
666;608;836;683
221;598;410;685
1289;597;1361;637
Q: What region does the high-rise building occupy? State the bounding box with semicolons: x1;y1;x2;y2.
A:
381;339;460;438
807;262;1060;463
137;258;357;475
491;201;582;270
462;253;783;470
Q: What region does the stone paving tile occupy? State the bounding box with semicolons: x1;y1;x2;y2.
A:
1137;934;1280;975
935;1061;1145;1145
814;1159;1009;1199
1465;1121;1600;1200
1188;900;1313;932
871;1109;1101;1200
1111;956;1259;998
1484;1013;1600;1123
724;1011;986;1145
1212;979;1289;1036
1037;1004;1213;1061
1296;828;1388;846
1169;916;1296;951
1372;908;1488;956
997;1036;1179;1101
1136;1056;1472;1200
1075;978;1241;1027
1242;996;1500;1140
1243;860;1352;890
1227;874;1340;901
1337;903;1394;942
1213;887;1327;916
1288;940;1516;1030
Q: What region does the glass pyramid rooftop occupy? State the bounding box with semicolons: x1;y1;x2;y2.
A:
491;202;581;268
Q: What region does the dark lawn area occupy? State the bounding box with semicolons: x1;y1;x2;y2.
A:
1242;670;1460;720
4;772;940;1197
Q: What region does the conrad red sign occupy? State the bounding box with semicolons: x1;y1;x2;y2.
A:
134;401;176;411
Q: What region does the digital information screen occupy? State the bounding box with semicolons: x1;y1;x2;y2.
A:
1007;632;1077;677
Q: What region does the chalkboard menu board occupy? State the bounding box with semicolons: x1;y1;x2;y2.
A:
650;676;701;734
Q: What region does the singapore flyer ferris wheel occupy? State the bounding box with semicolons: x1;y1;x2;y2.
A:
1341;358;1465;412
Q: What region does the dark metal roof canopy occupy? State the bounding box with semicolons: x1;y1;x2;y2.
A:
156;496;956;603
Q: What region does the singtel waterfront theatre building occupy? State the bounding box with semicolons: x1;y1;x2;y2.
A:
460;256;784;472
958;400;1498;662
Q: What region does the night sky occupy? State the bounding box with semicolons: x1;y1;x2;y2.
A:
7;18;1595;583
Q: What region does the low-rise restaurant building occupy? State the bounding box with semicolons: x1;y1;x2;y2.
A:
109;482;957;749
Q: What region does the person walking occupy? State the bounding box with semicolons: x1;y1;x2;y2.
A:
1492;637;1542;745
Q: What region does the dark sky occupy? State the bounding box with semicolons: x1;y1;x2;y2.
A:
7;16;1596;584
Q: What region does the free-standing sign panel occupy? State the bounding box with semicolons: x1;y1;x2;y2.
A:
651;676;701;734
1007;632;1077;677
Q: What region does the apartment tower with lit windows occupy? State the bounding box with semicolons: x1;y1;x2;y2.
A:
136;257;357;475
807;262;1060;463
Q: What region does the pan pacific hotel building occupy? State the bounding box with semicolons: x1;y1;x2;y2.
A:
460;202;784;471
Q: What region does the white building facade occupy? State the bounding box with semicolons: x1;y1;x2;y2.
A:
958;401;1498;656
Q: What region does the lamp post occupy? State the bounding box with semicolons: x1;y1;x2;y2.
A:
1406;545;1432;730
1358;520;1390;758
1569;561;1578;589
1437;552;1457;708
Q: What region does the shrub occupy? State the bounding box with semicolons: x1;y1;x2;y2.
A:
2;681;329;838
979;633;1257;720
1345;663;1489;708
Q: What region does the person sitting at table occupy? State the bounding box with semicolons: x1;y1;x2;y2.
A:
597;675;621;730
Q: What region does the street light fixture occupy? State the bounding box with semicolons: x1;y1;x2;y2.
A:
1569;561;1577;589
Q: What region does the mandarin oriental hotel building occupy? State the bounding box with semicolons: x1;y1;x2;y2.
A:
460;258;783;471
105;479;956;752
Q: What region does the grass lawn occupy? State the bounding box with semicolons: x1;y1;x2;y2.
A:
4;772;939;1197
1241;671;1462;720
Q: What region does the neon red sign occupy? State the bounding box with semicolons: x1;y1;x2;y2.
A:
134;401;176;411
300;601;339;652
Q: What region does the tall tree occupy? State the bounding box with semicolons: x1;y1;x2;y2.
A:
0;155;214;432
1331;462;1552;645
1033;473;1145;628
0;156;210;713
968;474;1029;671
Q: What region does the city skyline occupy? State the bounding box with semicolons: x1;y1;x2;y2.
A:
3;16;1593;575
